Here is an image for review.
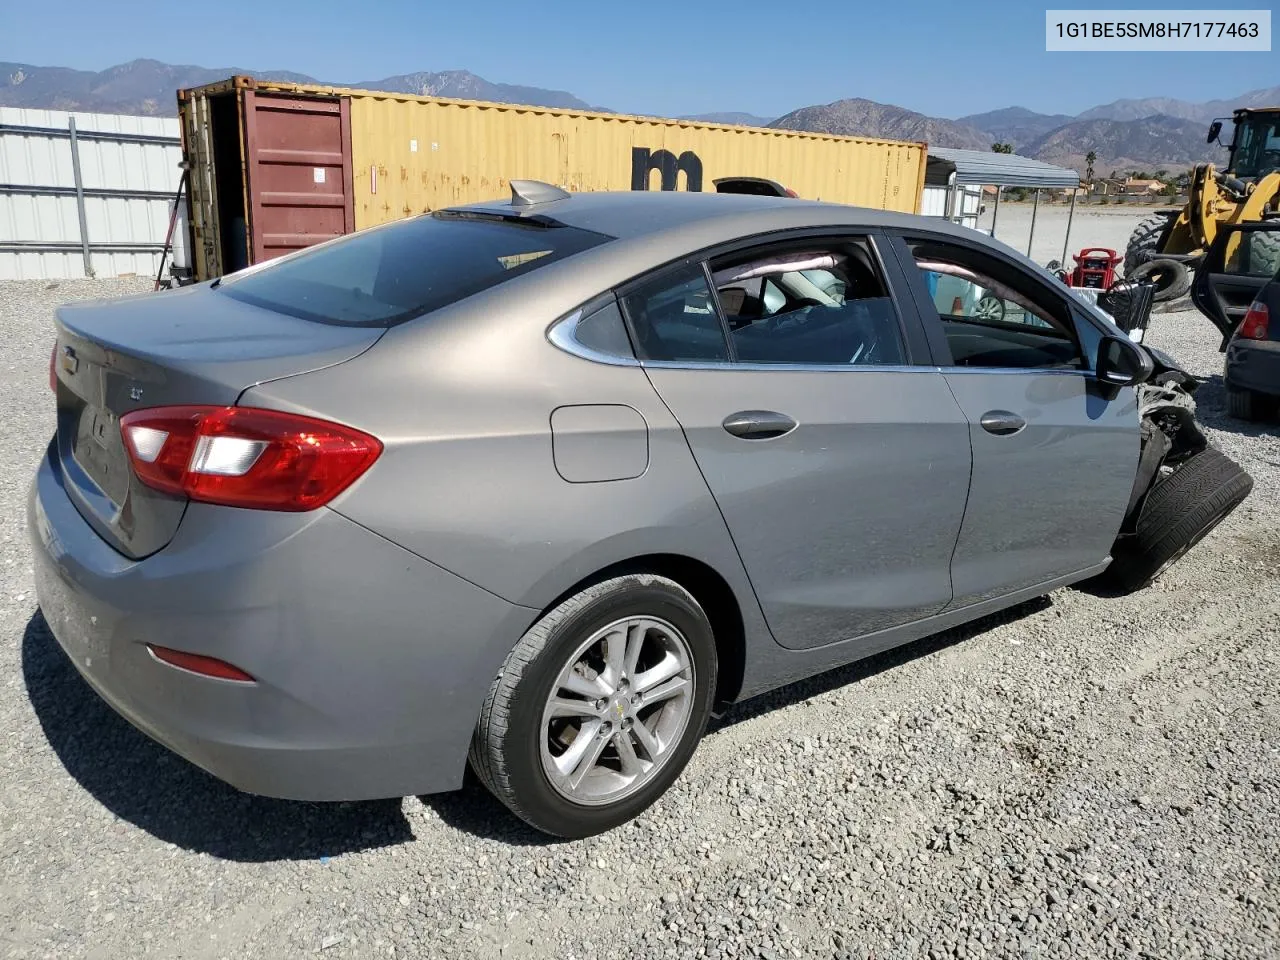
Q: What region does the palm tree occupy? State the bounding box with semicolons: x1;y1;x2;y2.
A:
1085;151;1096;186
991;142;1013;154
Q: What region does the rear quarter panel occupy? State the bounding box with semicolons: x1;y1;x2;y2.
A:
237;268;770;639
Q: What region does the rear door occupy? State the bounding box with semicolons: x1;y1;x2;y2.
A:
1191;222;1280;348
889;231;1139;605
242;92;355;265
622;233;973;651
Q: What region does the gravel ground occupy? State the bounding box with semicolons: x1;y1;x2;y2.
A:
2;276;1278;960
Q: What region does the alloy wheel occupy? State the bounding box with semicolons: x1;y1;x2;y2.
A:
539;616;695;806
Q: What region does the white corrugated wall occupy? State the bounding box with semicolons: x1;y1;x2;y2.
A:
921;183;985;230
920;186;948;218
0;108;182;280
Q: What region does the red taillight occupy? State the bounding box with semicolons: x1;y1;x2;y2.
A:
1239;302;1270;340
147;644;255;682
119;405;382;511
49;344;58;393
784;187;798;198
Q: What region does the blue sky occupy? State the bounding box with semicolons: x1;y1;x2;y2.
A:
2;0;1275;118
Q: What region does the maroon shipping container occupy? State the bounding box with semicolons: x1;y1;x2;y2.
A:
179;78;356;280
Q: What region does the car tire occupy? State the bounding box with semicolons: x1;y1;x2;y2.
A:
1127;257;1190;302
1225;385;1273;421
1252;228;1280;278
974;294;1006;322
1123;212;1175;275
469;574;718;838
1100;447;1253;594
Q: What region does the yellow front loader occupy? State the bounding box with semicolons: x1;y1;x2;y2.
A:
1124;107;1280;301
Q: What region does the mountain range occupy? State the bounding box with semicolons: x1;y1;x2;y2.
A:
3;58;1275;176
0;59;600;115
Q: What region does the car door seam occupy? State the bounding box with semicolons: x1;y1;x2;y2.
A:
938;372;975;615
635;364;778;644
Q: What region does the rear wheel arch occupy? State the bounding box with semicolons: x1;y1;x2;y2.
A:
532;554;747;709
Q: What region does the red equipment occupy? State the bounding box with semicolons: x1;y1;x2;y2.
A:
1068;248;1123;289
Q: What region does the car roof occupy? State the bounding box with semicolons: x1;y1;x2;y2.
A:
451;189;979;246
438;189;1050;325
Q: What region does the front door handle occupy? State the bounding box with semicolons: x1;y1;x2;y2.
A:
722;410;797;440
979;410;1026;436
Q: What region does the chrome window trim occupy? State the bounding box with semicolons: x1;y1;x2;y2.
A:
636;359;1099;378
940;366;1095;378
550;305;1101;379
638;360;941;374
547;309;642;367
548;313;948;375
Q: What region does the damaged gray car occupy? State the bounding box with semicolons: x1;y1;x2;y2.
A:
1103;345;1252;592
32;186;1253;837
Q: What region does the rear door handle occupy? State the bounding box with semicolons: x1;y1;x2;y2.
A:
979;410;1026;436
722;410;797;440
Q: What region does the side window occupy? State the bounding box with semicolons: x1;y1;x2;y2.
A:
572;299;636;360
906;239;1083;370
709;241;905;366
620;265;729;362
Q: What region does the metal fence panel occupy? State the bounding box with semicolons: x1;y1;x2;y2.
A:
0;108;181;280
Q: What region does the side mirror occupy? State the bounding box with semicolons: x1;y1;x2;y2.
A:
1095;335;1154;387
1206;120;1223;145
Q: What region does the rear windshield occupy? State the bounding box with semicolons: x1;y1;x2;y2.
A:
217;212;612;326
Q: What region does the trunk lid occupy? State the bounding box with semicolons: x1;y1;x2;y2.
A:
53;283;383;558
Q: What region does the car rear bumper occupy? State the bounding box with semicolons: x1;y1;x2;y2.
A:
1226;338;1280;397
28;444;536;801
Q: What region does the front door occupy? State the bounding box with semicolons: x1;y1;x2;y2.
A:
891;232;1140;605
619;237;972;651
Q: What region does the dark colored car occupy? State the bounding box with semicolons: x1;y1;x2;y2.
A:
1192;220;1280;420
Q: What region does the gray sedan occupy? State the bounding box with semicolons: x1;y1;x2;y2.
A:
30;184;1251;837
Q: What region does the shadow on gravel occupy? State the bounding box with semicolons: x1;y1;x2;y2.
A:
708;596;1053;733
421;597;1054;843
24;597;1053;851
1071;579;1127;600
22;611;413;863
1191;375;1280;438
420;770;567;847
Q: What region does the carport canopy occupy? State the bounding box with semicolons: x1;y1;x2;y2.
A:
925;148;1081;262
925;148;1079;189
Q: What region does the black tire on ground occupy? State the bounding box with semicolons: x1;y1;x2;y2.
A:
1098;447;1253;594
1124;212;1175;275
1226;385;1276;421
1128;257;1191;302
469;574;718;838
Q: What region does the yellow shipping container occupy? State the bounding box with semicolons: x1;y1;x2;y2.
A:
178;76;926;281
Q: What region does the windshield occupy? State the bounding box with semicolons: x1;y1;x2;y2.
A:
1231;114;1280;179
218;212;613;326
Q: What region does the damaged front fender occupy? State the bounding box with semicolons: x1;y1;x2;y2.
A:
1119;379;1210;534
